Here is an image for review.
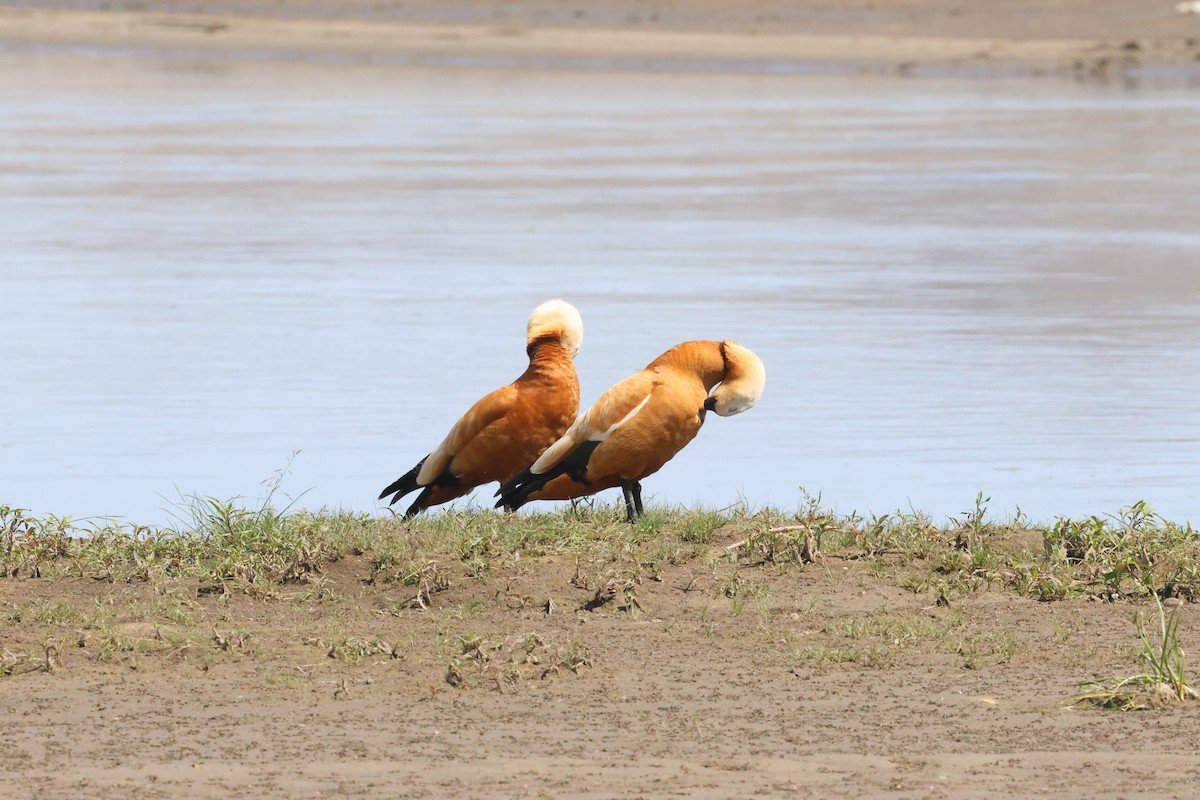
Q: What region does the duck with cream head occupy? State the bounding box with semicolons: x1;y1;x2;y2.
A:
497;339;765;521
379;299;583;517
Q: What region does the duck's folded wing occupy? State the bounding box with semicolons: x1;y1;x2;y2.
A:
417;385;518;485
529;371;656;475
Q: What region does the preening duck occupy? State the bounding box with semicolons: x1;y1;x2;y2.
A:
379;299;583;518
496;339;765;521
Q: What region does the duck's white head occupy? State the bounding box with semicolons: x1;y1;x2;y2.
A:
526;299;584;357
705;340;766;417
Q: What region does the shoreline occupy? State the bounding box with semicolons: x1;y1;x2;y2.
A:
2;5;1199;78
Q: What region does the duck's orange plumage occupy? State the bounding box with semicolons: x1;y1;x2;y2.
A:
497;339;765;520
379;300;583;518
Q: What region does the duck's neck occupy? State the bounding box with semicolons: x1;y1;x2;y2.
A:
648;340;726;390
524;338;577;383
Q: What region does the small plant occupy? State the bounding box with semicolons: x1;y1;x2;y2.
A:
835;612;954;647
320;636;398;663
721;572;769;616
794;644;894;669
7;600;80;625
445;633;592;690
553;640;592;675
0;649;32;676
954;492;992;551
770;491;843;562
1070;595;1197;710
1040;501;1200;600
586;575;641;616
677;509;729;544
211;627;252;652
375;558;452;608
1019;564;1072;601
1;506;75;578
956;629;1020;670
853;504;945;559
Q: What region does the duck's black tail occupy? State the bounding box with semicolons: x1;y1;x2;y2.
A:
379;456;427;507
495;441;598;510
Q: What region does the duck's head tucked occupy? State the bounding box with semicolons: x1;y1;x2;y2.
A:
705;340;766;417
526;299;584;357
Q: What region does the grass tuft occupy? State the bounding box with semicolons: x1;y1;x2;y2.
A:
1069;594;1197;710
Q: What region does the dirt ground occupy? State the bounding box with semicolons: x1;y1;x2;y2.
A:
4;531;1200;799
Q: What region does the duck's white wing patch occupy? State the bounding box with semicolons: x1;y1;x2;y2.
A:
591;392;651;441
530;372;655;474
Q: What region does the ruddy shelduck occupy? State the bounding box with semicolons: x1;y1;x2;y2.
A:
496;340;765;521
379;299;583;517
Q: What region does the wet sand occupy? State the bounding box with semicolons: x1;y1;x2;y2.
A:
2;0;1200;76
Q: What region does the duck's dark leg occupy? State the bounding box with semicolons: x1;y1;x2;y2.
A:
631;481;644;518
621;480;640;522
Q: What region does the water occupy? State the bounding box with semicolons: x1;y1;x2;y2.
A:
2;47;1198;525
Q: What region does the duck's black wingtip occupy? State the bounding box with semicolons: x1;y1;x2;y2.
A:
495;471;541;512
378;456;428;506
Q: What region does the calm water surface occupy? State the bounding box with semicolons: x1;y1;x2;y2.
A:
1;49;1198;525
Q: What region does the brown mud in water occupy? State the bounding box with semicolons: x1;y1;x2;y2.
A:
3;512;1200;799
2;0;1200;77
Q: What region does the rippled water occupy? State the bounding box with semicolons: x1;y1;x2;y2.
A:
1;48;1197;525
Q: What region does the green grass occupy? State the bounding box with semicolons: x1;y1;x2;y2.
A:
1;497;1196;605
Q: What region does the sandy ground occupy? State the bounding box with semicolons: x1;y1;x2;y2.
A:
4;534;1200;799
1;0;1199;76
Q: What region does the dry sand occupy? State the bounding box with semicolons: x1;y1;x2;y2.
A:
5;538;1200;799
2;0;1200;77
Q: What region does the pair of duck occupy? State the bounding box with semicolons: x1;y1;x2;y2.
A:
379;300;766;521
